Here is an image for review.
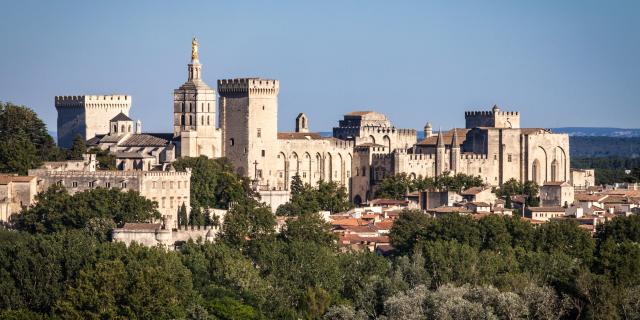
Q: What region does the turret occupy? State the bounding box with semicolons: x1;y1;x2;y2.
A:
424;122;433;139
295;113;309;133
450;128;460;174
436;130;446;176
136;120;142;134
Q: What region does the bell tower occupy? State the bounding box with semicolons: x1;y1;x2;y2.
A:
173;38;220;158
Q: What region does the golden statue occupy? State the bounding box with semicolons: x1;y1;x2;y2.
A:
191;37;199;61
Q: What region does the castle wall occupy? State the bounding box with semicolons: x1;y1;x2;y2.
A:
56;95;131;148
28;169;191;230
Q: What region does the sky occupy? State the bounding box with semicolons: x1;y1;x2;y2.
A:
0;0;638;134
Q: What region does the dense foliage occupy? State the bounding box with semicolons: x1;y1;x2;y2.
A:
10;185;160;241
495;178;540;207
3;206;640;318
276;175;352;216
375;172;485;200
569;136;640;158
173;156;255;210
572;156;640;185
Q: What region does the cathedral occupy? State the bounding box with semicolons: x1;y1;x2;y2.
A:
55;38;572;207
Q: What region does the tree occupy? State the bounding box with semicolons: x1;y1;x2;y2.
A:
173;156;254;209
0;136;41;174
178;203;188;227
88;147;116;170
68;135;86;160
375;173;413;200
11;185;160;238
221;199;275;247
279;213;337;246
189;206;205;226
290;174;304;197
0;102;58;162
389;209;432;255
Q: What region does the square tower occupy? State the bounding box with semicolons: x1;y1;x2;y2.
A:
218;78;279;179
55;95;131;148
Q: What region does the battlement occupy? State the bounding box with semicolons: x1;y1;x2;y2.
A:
55;95;131;107
329;139;356;149
464;106;520;129
217;78;279;96
32;169;191;179
372;153;393;161
359;126;417;136
461;154;488;160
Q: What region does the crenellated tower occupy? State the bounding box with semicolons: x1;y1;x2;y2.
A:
218;78;280;180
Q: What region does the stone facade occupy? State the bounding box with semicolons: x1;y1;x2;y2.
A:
570;169;595;191
173;39;222;158
28;166;191;229
349;107;570;204
0;176;37;223
55;95;131;148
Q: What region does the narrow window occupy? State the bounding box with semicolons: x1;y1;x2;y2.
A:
257;128;262;138
262;150;265;157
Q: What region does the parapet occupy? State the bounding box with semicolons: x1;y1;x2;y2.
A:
55;95;132;107
217;78;279;96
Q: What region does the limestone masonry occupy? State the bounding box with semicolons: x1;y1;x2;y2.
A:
53;38;575;210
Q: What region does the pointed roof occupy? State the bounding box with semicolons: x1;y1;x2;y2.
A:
451;128;459;148
110;112;132;122
436;130;445;148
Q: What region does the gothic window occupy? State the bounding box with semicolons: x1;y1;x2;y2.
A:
189;102;193;112
201;116;204;125
207;103;210;112
121;125;125;132
113;125;118;133
207;116;210;125
189;115;193;125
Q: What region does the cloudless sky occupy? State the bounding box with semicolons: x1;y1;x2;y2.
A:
1;0;638;133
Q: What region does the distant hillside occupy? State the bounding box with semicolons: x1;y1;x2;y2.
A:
320;130;640;158
552;127;640;137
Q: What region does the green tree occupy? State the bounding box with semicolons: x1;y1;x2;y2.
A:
173;156;254;209
11;185;160;238
375;173;413;200
68;135;86;160
389;209;432;255
0;102;58;162
279;212;337;246
0;136;41;175
178;203;188;227
189;206;205;226
221;199;275;247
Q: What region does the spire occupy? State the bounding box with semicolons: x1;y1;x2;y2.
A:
188;38;202;81
436;130;445;148
451;128;460;148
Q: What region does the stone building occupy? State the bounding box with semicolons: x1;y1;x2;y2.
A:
173;38;222;158
218;78;355;194
350;105;570;204
28;164;191;229
0;175;37;223
87;113;176;170
55;94;131;148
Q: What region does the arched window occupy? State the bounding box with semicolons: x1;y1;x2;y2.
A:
207;116;210;125
113;125;118;133
551;159;558;181
207;103;210;112
189;115;193;125
181;115;185;126
121;125;125;132
201;116;204;125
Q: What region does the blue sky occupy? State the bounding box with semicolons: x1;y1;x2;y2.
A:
0;0;638;133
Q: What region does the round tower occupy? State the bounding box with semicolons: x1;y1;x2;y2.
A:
423;122;433;139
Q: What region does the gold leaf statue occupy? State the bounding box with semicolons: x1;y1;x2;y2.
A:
191;37;199;61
